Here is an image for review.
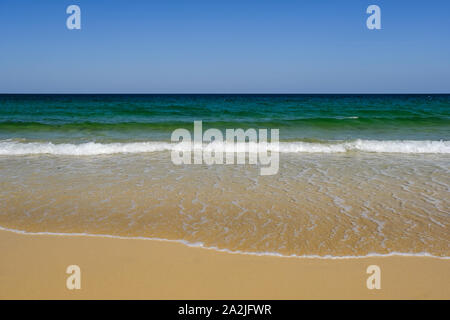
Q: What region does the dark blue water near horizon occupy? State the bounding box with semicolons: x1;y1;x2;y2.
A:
0;94;449;143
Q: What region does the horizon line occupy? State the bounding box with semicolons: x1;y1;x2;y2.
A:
1;92;449;95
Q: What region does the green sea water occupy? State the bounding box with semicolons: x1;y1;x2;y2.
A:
0;94;449;257
0;94;448;144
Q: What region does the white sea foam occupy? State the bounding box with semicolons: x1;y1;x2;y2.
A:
0;225;448;260
0;141;174;155
278;140;450;154
0;139;449;155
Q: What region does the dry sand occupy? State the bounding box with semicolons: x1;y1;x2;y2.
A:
0;229;448;299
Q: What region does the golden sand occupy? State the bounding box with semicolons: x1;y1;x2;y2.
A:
0;229;448;299
1;153;449;299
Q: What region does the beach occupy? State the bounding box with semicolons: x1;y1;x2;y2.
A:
0;94;448;299
0;228;449;299
1;152;448;258
2;0;450;303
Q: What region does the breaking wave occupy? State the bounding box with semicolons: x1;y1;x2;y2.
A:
0;139;449;155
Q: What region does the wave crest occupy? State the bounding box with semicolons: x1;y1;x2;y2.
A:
0;139;449;156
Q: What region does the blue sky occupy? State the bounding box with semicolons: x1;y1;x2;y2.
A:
0;0;449;93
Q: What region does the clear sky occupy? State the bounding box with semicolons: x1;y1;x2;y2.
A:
0;0;449;93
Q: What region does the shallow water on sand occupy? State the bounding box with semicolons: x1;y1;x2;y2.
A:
0;152;448;257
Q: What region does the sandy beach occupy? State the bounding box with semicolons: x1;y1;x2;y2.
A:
1;0;450;303
0;229;448;299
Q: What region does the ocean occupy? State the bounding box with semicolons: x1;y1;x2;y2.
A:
0;94;449;258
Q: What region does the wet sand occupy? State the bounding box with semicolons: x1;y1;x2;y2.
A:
1;153;449;258
0;229;448;299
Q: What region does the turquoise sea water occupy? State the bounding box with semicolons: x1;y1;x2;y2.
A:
0;94;449;154
0;94;449;257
